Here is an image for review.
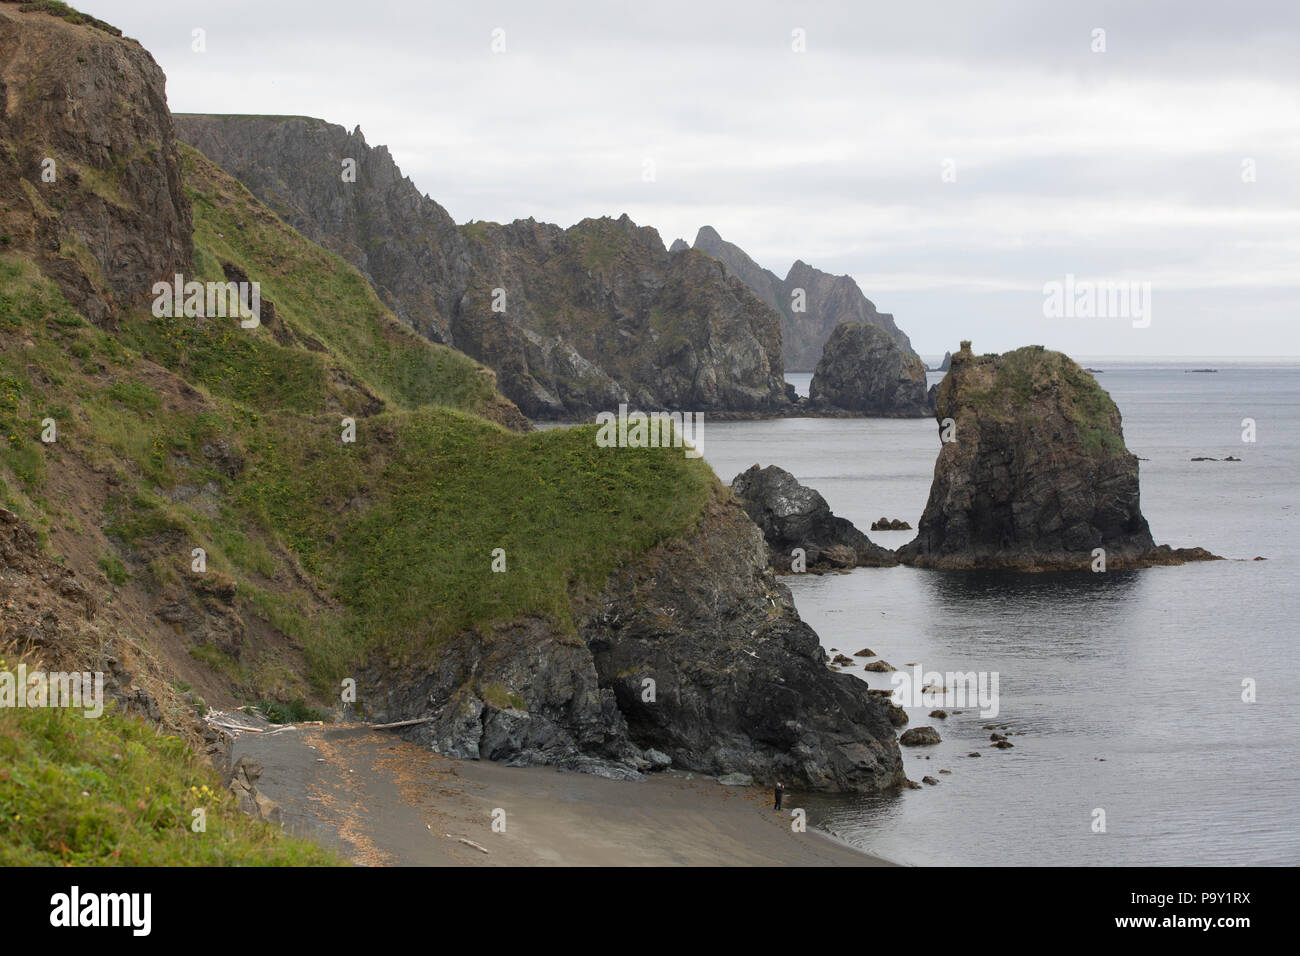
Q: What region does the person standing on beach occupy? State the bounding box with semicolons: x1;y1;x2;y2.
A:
774;781;785;810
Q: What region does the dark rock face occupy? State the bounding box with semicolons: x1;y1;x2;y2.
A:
730;464;897;569
175;114;465;347
452;216;789;419
935;351;952;372
898;342;1219;570
175;116;790;419
367;492;905;792
0;5;193;326
809;322;930;417
693;225;916;371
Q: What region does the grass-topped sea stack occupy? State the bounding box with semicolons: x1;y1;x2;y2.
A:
898;342;1218;571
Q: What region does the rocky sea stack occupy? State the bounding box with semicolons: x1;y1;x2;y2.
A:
809;321;931;417
731;464;897;570
898;342;1218;570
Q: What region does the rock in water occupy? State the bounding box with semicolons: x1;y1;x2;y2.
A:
809;322;930;417
731;464;897;569
900;727;942;746
898;342;1219;570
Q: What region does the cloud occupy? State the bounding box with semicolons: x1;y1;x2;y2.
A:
98;0;1300;355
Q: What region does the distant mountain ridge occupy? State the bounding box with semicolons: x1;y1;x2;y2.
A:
690;225;916;371
175;115;789;419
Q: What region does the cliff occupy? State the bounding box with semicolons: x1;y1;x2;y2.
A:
174;116;791;419
367;490;905;790
809;321;931;417
1;0;902;854
0;1;192;325
898;342;1219;570
692;225;916;370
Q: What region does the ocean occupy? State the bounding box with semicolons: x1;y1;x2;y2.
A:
700;361;1299;866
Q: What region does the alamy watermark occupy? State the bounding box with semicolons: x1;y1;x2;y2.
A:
890;665;1000;718
1043;274;1151;328
151;274;260;328
595;404;704;459
0;665;104;718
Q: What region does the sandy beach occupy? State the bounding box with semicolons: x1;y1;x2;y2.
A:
232;725;891;866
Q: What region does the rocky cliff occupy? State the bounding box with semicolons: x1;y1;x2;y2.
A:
692;225;916;370
898;342;1218;570
174;116;790;419
366;489;905;791
809;321;931;417
0;1;192;325
2;4;901;807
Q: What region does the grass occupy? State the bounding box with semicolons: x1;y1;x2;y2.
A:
15;1;122;37
0;671;338;864
238;406;715;680
965;346;1129;458
252;699;328;724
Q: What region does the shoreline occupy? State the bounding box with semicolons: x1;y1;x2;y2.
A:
232;724;895;867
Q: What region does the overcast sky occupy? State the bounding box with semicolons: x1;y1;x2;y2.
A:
98;0;1298;358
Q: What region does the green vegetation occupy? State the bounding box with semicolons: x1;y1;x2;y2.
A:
964;346;1128;458
240;407;713;680
0;664;338;865
16;1;122;36
252;699;328;724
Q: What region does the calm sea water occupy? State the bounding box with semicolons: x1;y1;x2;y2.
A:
703;362;1300;866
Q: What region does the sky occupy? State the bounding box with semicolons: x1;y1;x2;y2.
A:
95;0;1299;358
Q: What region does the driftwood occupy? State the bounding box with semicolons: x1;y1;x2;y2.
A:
451;836;489;854
369;717;437;730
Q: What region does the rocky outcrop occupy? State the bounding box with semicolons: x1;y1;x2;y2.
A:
934;351;952;372
898;342;1220;570
693;225;916;370
0;3;192;326
730;464;897;570
365;491;906;792
175;116;791;419
452;215;789;418
809;322;930;417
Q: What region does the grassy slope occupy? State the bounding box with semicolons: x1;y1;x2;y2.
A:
1;141;716;862
0;662;337;865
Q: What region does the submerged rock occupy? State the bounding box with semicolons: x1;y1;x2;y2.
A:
898;342;1220;571
731;464;897;570
809;322;931;417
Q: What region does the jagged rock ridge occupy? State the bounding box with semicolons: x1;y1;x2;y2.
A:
174;116;791;419
692;225;916;370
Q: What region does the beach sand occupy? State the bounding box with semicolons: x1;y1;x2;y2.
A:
232;724;891;866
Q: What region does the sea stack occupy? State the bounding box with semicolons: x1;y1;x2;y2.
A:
809;321;930;417
898;342;1218;570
